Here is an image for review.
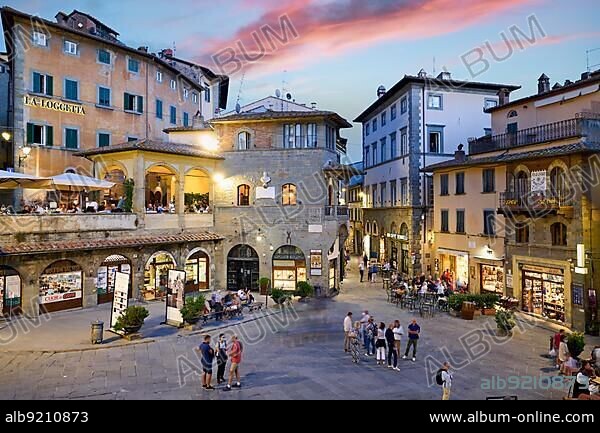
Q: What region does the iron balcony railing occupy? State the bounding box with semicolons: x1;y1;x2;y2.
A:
499;189;574;212
469;113;600;154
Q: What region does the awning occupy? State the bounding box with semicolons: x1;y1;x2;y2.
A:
50;173;115;192
0;170;51;189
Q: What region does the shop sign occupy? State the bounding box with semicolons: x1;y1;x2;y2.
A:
24;95;86;115
310;250;322;276
572;283;584;306
386;233;408;241
39;271;82;305
506;273;513;289
521;265;563;275
530;170;546;192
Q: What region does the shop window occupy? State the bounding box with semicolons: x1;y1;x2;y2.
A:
551;223;567;246
238;184;250;206
282;184;297;206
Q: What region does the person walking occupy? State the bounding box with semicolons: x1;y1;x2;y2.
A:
375;322;387;365
363;254;368;269
403;319;420;362
215;333;228;385
367;264;373;284
224;335;243;391
392;320;404;371
437;362;453;400
198;335;215;391
558;334;569;371
365;318;377;356
371;263;378;283
553;329;565;369
385;323;398;370
344;312;353;353
359;261;365;283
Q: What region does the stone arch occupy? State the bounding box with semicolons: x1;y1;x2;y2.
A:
513;164;530;177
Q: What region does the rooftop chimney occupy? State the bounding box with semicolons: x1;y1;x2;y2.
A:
581;72;591;81
538;73;550;94
160;48;174;58
497;88;510;106
437;71;452;80
377;85;387;98
138;46;148;53
55;12;68;26
311;102;317;110
564;79;573;86
417;69;427;79
455;144;466;162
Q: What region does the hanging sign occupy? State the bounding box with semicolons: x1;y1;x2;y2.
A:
530;170;546;192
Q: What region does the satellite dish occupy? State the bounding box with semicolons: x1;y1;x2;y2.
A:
286;93;292;101
235;103;241;114
275;89;281;98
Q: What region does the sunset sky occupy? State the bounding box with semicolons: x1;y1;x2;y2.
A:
3;0;600;161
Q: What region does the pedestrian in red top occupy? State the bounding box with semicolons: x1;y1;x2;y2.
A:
225;335;243;391
553;329;565;369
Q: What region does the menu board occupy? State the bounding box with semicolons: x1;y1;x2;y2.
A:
310;250;322;276
166;270;185;326
110;272;130;329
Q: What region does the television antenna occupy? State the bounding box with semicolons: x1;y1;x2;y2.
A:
235;72;246;112
587;48;600;73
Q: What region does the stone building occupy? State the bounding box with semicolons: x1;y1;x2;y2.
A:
427;71;600;332
354;70;518;277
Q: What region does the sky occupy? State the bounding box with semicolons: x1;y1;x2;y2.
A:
2;0;600;161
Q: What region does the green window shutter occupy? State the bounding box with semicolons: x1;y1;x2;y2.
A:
156;100;162;119
45;125;53;147
65;129;78;149
26;123;34;144
32;73;41;93
98;133;110;148
46;75;53;96
124;93;130;111
137;96;144;114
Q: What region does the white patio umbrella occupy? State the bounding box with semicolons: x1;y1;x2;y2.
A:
50;173;115;192
0;170;52;189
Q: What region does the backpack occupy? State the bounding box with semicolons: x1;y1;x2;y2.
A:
436;369;445;386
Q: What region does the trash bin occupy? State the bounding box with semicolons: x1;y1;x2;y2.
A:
461;302;476;321
91;320;104;344
314;285;322;298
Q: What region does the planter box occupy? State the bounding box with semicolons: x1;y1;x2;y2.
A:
482;308;497;316
473;309;482;317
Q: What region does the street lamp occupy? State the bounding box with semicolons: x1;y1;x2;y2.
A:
1;132;11;142
18;145;32;167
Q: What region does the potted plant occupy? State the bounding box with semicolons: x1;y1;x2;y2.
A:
123;178;135;212
180;295;206;325
495;308;516;336
567;332;586;359
270;287;288;305
448;294;465;317
114;306;149;334
482;294;500;316
295;281;314;300
259;277;271;296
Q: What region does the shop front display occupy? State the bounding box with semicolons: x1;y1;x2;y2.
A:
521;265;565;322
97;255;132;304
227;244;259;292
39;260;83;313
0;266;21;315
437;249;469;288
185;250;210;293
329;259;336;290
480;264;504;295
144;252;175;301
273;246;306;291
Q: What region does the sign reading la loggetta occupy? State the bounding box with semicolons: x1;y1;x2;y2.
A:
24;95;86;115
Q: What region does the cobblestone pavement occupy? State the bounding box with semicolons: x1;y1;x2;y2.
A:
0;266;598;400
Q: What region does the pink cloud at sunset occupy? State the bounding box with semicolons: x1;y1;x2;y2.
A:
186;0;540;77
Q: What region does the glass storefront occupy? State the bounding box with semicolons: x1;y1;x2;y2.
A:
185;250;209;293
39;260;83;313
438;251;469;288
144;252;175;300
521;266;565;323
273;246;306;292
227;245;259;292
0;267;21;315
480;264;504;295
97;255;131;304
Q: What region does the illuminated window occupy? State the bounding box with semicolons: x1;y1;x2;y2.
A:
282;184;297;206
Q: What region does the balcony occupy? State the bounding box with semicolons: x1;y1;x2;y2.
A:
325;206;349;219
469;113;600;155
0;213;138;236
499;190;574;217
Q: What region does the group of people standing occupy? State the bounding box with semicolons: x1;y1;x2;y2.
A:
198;334;244;391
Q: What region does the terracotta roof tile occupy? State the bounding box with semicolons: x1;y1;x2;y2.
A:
75;139;225;159
0;232;223;256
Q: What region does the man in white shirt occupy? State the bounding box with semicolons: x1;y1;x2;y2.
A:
441;362;453;400
343;312;353;353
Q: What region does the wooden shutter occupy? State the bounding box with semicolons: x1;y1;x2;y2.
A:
26;123;34;144
46;75;53;96
137;96;144;114
45;125;53;147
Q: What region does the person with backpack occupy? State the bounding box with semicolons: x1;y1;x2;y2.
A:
224;335;243;391
215;333;228;385
198;335;215;391
436;362;453;400
375;322;387;365
385;323;398;370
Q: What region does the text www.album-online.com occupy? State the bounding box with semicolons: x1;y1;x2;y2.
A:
429;412;595;423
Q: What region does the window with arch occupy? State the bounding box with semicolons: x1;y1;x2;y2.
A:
373;222;379;236
282;183;297;206
550;166;568;199
507;110;518;118
366;222;371;234
515;170;529;195
237;184;250;206
551;222;567;246
516;224;530;244
237;131;251;150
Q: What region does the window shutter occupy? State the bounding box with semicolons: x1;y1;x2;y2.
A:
137;96;144;114
45;125;53;147
46;75;53;96
33;73;41;93
124;93;129;111
26;123;34;144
